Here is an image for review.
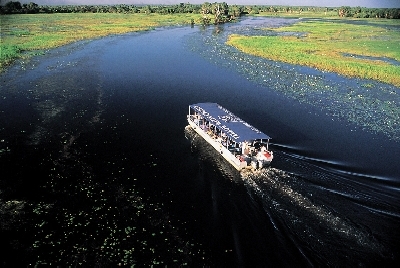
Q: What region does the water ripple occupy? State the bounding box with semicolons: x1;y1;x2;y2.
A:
241;168;390;265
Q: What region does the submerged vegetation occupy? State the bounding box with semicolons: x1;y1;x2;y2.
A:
1;1;400;85
189;18;400;141
227;21;400;86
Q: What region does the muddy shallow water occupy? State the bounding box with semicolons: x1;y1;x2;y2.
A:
1;17;399;266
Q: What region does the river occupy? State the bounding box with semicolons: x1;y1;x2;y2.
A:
0;17;399;266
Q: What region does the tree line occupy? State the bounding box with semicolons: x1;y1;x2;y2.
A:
337;6;400;19
1;2;231;15
1;1;399;20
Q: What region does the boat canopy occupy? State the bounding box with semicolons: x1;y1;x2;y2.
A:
189;103;271;143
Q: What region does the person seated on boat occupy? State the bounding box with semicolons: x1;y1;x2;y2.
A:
222;137;229;147
253;141;261;150
227;140;234;149
258;146;272;159
256;150;267;161
234;144;241;155
236;155;245;162
210;125;215;133
241;142;250;156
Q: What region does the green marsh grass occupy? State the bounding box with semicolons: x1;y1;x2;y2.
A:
227;20;400;86
0;13;201;71
256;10;339;18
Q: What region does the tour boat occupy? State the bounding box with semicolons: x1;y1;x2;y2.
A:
187;103;273;170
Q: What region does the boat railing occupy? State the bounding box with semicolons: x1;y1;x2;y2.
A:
230;153;241;166
189;112;250;167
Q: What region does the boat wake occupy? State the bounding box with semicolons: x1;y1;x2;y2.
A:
185;125;391;265
241;169;388;263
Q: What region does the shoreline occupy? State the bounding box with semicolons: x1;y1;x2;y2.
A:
1;14;399;87
226;18;400;87
0;13;201;72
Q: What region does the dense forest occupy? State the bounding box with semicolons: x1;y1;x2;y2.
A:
1;1;400;19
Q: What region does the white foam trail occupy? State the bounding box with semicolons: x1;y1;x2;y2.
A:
185;125;386;255
241;168;384;252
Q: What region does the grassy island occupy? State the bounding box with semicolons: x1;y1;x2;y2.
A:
227;19;400;87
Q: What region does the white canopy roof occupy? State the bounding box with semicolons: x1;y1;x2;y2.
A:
190;103;271;142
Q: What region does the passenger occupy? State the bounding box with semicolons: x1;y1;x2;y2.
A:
242;142;250;155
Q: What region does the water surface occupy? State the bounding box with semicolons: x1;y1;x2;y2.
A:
1;17;399;266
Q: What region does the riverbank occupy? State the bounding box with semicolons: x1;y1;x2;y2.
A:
227;19;400;87
2;13;400;87
0;13;201;72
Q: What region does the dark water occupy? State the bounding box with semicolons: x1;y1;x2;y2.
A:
1;18;399;266
342;53;400;66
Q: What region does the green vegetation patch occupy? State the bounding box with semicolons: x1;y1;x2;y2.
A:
0;45;22;65
227;20;400;86
0;13;201;71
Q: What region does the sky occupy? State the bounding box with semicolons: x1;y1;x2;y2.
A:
9;0;400;8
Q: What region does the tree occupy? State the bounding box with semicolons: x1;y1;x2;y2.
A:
250;6;259;14
211;2;228;23
338;6;352;17
201;2;212;15
213;3;222;24
140;5;152;14
200;2;212;25
229;5;243;18
4;1;22;13
22;2;38;13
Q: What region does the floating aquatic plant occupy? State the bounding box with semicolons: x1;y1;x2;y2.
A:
187;19;400;141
